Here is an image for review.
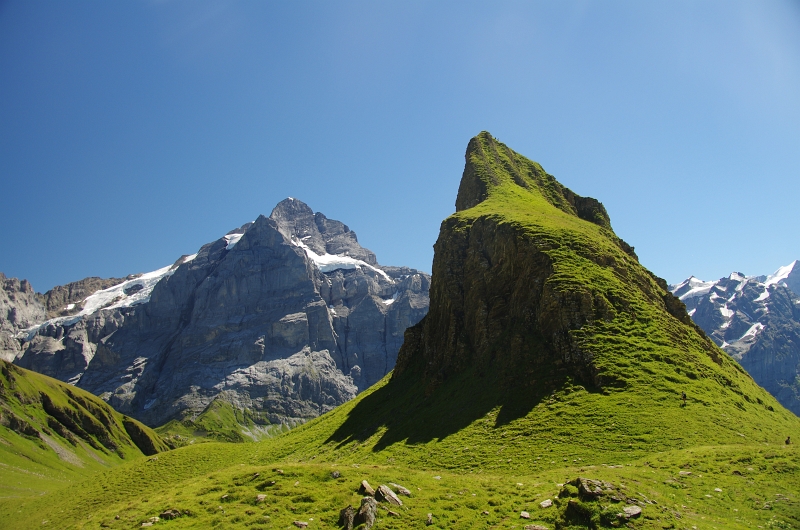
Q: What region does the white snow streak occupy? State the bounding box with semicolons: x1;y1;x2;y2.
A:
224;233;244;250
293;238;391;281
673;276;717;301
765;260;798;288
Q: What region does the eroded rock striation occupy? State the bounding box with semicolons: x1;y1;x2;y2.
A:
11;199;429;428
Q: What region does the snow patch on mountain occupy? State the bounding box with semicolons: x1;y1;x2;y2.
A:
765;260;798;288
292;237;391;281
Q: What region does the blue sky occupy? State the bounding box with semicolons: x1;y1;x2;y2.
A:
1;1;799;292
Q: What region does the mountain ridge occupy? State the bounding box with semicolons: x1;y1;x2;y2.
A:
671;260;800;415
5;199;430;431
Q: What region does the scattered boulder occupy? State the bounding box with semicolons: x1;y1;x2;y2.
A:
540;499;553;508
356;497;378;530
556;476;645;527
159;509;181;520
426;513;433;526
293;522;308;529
389;482;411;496
338;505;355;530
524;526;549;530
621;505;642;519
520;511;531;519
376;484;403;506
331;470;341;479
256;494;267;503
359;479;375;496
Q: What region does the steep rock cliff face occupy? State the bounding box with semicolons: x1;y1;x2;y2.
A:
0;273;46;362
15;200;429;428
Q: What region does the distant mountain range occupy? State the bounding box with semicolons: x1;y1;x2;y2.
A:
1;199;430;431
671;260;800;415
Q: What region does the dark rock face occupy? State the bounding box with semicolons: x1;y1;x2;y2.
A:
14;199;430;428
671;262;800;416
0;273;46;362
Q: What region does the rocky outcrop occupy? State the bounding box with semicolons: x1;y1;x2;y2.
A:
14;199;429;429
0;273;46;362
671;264;800;416
396;132;651;390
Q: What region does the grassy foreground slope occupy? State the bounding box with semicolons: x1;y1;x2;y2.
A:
0;360;168;508
4;132;800;529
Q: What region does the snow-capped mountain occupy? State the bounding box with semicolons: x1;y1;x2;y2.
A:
671;260;800;416
6;199;430;430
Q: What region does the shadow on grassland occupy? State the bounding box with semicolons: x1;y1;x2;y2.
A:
324;359;573;452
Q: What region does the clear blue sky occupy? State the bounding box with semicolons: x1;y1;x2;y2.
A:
1;1;799;292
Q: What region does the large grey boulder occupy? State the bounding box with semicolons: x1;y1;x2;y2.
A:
14;199;430;429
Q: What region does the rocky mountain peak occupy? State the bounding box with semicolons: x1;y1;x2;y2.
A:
270;197;376;265
12;199;430;428
670;261;800;416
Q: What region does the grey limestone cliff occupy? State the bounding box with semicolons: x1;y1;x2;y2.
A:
13;199;430;429
0;273;47;362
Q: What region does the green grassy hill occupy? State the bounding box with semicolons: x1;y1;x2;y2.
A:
156;395;290;446
0;360;168;506
2;132;799;529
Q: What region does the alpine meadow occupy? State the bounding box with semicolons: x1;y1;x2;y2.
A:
1;133;799;530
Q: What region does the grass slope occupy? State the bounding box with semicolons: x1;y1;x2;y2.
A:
3;132;800;529
0;360;168;508
157;397;290;446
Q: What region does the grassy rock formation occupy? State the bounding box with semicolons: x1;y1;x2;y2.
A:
0;359;168;501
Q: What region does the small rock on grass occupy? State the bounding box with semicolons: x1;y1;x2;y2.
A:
520;511;531;519
524;526;549;530
389;482;411;496
293;521;308;528
338;505;355;530
376;484;403;506
622;505;642;518
426;513;433;526
257;494;267;502
540;499;553;508
159;509;181;520
357;497;378;530
360;479;375;496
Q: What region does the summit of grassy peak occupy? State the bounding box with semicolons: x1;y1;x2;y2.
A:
455;131;614;233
